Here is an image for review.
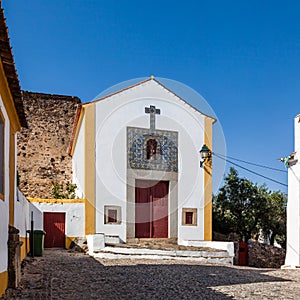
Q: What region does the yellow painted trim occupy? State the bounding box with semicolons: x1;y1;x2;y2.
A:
84;104;95;235
0;59;21;133
19;237;30;261
0;108;5;201
65;236;76;249
204;117;213;241
9;125;15;226
0;270;8;298
69;106;85;156
27;198;85;204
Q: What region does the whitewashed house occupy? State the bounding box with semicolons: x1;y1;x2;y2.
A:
0;5;28;296
69;77;215;245
284;114;300;268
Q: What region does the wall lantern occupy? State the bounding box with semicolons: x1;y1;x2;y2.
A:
200;144;211;168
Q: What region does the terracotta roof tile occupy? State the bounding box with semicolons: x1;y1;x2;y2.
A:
0;4;27;128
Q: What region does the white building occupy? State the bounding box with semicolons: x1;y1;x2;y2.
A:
284;114;300;268
69;77;215;245
0;5;28;295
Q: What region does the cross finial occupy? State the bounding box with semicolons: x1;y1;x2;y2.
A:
145;105;160;130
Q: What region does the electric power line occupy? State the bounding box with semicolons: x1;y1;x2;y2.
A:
213;152;287;173
213;153;288;187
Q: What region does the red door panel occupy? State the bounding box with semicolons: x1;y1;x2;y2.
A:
135;180;168;238
152;181;168;238
135;181;151;238
44;212;65;248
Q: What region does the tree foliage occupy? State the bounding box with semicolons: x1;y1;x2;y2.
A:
52;181;77;199
213;167;286;247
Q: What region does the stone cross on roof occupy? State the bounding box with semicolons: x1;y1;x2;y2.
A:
145;105;160;130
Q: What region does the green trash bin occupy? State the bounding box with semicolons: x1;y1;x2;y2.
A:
33;230;46;256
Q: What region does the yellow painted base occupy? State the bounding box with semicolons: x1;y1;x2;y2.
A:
65;237;76;249
20;237;30;261
0;271;8;298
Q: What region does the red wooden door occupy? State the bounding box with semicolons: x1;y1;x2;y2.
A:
135;181;151;238
135;180;169;238
44;212;65;248
152;182;168;238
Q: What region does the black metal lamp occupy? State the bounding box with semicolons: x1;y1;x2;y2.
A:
200;144;211;168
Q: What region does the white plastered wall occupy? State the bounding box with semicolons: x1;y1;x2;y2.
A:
0;96;10;274
285;114;300;267
72;115;85;199
14;191;43;237
14;190;30;238
93;80;207;243
30;202;85;237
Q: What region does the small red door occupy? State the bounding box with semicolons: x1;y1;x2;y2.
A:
135;180;169;238
44;212;65;248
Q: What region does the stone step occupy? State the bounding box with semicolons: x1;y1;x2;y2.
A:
92;246;233;264
126;238;177;244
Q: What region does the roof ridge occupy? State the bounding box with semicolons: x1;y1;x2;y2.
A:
90;76;216;122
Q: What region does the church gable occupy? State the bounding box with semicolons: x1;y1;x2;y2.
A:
92;77;216;123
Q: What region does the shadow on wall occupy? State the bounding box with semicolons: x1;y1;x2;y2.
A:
29;203;43;230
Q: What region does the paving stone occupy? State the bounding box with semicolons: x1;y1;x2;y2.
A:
2;249;300;299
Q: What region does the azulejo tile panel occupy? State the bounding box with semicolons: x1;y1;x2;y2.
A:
127;127;178;172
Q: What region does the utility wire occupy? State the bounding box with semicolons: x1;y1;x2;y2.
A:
213;153;288;187
213;152;287;173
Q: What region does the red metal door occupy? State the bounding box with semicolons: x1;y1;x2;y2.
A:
44;212;65;248
238;242;248;266
135;180;168;238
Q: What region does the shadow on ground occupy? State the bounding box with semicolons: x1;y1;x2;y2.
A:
2;249;291;300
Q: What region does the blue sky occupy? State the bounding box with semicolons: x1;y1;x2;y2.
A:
3;0;299;193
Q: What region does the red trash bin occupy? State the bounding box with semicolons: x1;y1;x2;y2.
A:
238;241;248;266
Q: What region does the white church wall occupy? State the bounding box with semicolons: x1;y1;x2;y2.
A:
0;97;10;274
72;116;85;198
93;80;208;242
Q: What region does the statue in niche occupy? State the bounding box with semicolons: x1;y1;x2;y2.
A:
146;139;158;160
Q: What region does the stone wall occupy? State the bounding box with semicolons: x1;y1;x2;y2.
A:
17;91;81;198
248;240;286;268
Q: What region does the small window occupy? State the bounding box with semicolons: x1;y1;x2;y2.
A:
185;212;193;225
104;206;121;224
0;110;4;200
182;208;197;226
108;209;117;223
146;139;157;160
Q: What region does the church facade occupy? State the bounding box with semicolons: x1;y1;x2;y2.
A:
69;77;215;244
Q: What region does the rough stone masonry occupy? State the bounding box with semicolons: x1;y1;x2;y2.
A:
17;91;81;199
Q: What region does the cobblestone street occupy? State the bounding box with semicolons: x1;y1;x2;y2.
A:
2;249;300;299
